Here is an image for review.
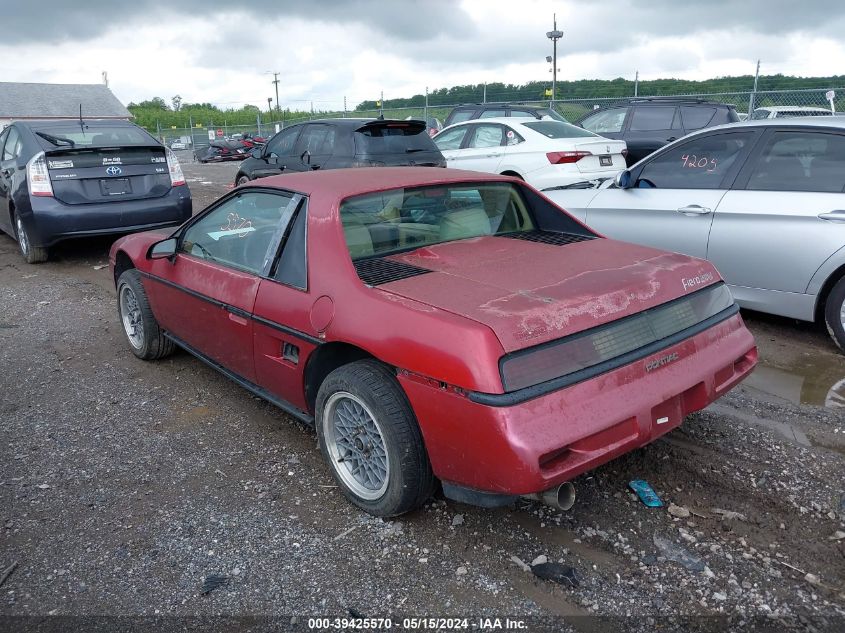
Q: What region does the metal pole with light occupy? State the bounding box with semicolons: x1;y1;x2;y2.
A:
546;14;563;104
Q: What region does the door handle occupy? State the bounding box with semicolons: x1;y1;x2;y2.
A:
666;137;677;142
818;210;845;223
486;152;502;157
676;205;712;216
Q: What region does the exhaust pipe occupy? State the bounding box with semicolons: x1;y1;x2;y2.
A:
523;482;576;511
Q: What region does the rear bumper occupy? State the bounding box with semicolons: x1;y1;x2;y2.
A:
24;185;192;247
399;313;756;498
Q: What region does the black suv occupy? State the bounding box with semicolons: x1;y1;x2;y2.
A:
0;119;191;263
443;103;567;128
577;98;740;165
235;118;445;185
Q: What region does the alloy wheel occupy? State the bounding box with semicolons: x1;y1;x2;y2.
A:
323;392;390;500
119;284;145;350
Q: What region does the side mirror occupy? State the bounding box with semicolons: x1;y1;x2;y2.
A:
301;150;311;165
148;237;177;260
614;170;633;189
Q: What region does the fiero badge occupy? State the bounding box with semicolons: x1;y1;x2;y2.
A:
645;352;679;372
682;271;714;292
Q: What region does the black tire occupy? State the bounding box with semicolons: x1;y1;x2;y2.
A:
315;360;436;517
824;276;845;352
116;269;175;360
14;213;48;264
236;174;250;186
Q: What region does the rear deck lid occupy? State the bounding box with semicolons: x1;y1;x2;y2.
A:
373;235;723;353
33;125;171;204
353;120;445;167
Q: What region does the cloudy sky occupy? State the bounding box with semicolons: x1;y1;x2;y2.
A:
1;0;844;111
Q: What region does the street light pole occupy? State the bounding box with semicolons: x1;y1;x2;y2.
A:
546;14;563;104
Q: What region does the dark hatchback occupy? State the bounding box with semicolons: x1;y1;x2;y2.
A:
0;119;191;263
234;118;445;185
577;98;740;165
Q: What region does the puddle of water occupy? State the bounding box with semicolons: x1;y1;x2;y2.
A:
743;356;845;410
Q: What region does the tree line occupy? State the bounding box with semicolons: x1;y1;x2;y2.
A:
128;74;845;131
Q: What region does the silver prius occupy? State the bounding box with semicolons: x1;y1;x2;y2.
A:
546;117;845;351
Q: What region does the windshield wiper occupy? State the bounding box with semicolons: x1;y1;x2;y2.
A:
35;131;75;147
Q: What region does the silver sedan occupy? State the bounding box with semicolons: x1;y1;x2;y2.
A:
546;117;845;351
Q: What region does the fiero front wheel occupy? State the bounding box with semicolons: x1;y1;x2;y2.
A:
116;269;175;360
315;360;435;517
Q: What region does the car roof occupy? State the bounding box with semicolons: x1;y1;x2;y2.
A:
453;103;547;110
245;167;513;200
697;116;845;134
444;116;538;127
286;117;424;128
753;106;831;112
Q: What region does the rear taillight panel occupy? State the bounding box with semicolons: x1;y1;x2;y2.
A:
27;152;53;197
166;148;185;186
547;151;591;164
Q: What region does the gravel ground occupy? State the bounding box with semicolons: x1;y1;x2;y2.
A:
1;156;843;632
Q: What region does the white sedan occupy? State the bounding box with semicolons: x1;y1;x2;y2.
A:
432;117;626;190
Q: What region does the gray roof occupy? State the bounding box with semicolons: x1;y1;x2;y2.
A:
0;82;131;118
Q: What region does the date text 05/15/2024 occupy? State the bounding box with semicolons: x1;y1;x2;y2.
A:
306;617;528;630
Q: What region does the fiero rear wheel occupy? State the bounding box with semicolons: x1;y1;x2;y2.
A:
824;276;845;352
315;360;435;517
236;174;250;186
117;269;175;360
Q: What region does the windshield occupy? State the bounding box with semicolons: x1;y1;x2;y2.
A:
33;125;153;147
340;183;536;260
523;120;599;139
353;123;437;154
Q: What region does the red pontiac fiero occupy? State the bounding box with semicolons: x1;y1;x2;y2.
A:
110;167;757;516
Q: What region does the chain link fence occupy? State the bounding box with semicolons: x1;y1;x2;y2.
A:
155;87;843;152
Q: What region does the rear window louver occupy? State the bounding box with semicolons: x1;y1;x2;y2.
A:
501;230;596;246
354;258;432;286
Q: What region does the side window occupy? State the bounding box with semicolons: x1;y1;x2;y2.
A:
448;110;475;124
0;129;9;160
2;127;21;161
298;125;336;155
511;109;537;118
581;107;628;133
503;126;524;146
273;199;308;289
266;127;300;157
629;106;678;131
478;109;507;119
750;109;770;120
180;191;295;274
468;124;504;148
637;132;754;190
681;107;716;130
433;127;468;150
745;131;845;193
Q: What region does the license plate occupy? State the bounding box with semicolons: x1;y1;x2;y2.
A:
100;178;131;196
599;155;613;167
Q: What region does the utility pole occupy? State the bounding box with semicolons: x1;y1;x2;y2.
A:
271;72;280;115
749;59;760;117
380;90;384;117
344;95;347;117
267;97;272;118
424;86;429;123
634;70;639;97
546;14;563;103
483;82;487;103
